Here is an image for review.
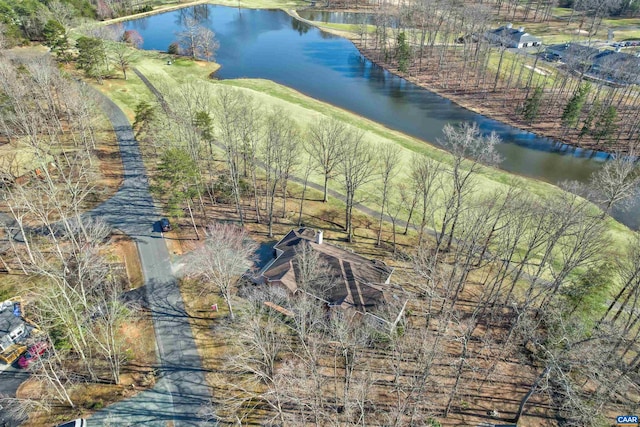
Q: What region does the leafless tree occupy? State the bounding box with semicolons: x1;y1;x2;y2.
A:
0;396;50;424
222;288;293;425
293;240;335;299
213;87;247;225
297;153;314;227
185;222;257;320
261;108;300;237
436;122;501;252
109;41;136;80
337;131;377;243
306;118;347;203
376;143;401;246
176;17;219;61
589;150;640;218
410;154;442;246
48;1;76;27
86;279;131;385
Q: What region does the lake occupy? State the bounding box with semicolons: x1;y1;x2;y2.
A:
117;5;638;229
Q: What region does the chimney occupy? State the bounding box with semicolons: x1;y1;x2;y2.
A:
506;22;513;29
315;230;323;245
518;26;525;32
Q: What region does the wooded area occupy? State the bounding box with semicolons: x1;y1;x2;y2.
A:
1;0;640;424
0;53;154;423
135;71;640;424
347;0;640;152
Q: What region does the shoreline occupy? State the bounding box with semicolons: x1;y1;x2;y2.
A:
288;11;633;155
97;2;626;155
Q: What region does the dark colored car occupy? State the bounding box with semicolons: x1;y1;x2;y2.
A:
18;341;49;368
160;218;171;232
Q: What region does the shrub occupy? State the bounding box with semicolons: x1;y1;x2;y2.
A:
168;42;179;55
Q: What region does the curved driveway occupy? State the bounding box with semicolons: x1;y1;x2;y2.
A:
86;90;212;426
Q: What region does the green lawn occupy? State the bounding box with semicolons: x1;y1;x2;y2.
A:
96;52;634;265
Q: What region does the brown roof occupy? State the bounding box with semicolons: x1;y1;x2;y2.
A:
261;228;394;313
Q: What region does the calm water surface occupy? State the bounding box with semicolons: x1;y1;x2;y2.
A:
118;5;638;229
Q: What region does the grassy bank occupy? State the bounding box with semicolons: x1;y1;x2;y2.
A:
95;52;634;253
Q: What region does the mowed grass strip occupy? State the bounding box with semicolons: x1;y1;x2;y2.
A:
103;53;634;258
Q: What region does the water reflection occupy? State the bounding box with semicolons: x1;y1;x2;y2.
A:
115;5;638;229
291;17;310;35
175;4;211;26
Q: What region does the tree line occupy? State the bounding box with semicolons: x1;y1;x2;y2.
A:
0;0;155;48
132;68;640;423
0;53;139;416
351;0;640;151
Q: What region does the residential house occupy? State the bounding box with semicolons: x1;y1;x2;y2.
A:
255;228;404;321
486;23;542;48
0;300;27;354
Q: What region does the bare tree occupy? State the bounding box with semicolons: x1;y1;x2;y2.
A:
410;154;442;246
109;41;136;80
306;118;347;203
297;153;314;227
436;122;501;252
222;288;292;425
87;279;131;385
589;150;640;218
186;222;257;320
293;241;335;299
337;131;377;243
213;87;247;225
376;143;401;246
261;108;300;237
175;17;219;61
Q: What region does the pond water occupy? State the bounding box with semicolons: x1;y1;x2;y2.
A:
117;5;638;229
297;10;393;26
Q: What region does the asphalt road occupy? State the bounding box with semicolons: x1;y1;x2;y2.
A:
0;74;212;425
0;365;31;426
82;89;212;426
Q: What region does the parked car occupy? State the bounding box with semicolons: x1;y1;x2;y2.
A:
160;217;171;232
17;341;49;368
56;419;86;427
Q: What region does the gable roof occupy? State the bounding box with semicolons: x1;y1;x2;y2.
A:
260;228;395;313
546;43;600;60
488;26;541;44
0;301;25;350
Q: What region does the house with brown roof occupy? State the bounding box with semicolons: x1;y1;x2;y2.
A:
255;228;402;318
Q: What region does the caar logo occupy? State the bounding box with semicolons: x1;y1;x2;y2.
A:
617;415;639;424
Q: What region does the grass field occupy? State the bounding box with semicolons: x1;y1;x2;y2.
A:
94;52;635;264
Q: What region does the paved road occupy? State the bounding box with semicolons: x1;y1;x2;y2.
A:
84;90;212;426
0;365;31;426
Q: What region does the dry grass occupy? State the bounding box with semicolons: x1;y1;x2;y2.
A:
17;315;157;426
166;180;558;426
109;233;144;289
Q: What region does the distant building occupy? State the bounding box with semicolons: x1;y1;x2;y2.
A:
591;50;640;84
545;43;600;62
545;43;640;85
486;23;542;48
255;228;403;318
